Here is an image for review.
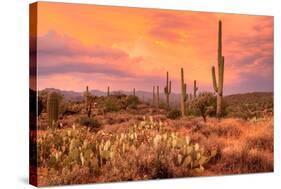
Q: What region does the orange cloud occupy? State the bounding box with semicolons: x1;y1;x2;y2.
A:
35;2;273;94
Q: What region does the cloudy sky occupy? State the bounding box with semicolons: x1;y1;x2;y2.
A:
34;2;273;95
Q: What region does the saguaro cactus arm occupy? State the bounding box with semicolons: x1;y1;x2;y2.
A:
212;66;218;92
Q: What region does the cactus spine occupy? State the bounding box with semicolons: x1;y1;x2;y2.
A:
156;86;159;109
180;68;188;116
107;86;110;96
47;92;59;128
164;71;172;109
193;80;198;98
212;20;225;117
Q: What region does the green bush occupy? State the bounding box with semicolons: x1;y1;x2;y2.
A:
167;109;181;120
188;92;216;122
104;97;121;112
77;116;100;129
126;95;139;109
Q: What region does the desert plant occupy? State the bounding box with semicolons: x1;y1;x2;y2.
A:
107;86;110;96
180;68;188;117
212;20;225;118
164;71;172;109
126;95;140;109
47;92;60;128
84;86;94;118
156;86;160;109
104;97;121;112
193;80;198;98
188;92;216;122
167;109;181;120
77;116;100;130
152;86;156;107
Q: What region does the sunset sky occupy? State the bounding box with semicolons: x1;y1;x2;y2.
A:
34;2;273;95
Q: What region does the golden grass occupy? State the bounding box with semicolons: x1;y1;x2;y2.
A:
36;115;273;186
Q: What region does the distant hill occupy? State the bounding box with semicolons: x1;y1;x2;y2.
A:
224;92;273;118
39;88;182;104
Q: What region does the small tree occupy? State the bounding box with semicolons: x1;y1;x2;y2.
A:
188;92;216;122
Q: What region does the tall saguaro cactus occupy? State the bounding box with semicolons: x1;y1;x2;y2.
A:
164;71;172;109
180;68;188;117
85;86;92;118
193;80;198;98
133;88;136;96
212;20;225;117
47;92;59;128
156;86;160;109
153;86;156;107
107;86;110;96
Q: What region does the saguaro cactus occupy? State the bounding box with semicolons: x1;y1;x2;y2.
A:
156;86;159;109
47;92;59;128
85;86;92;118
212;20;225;117
153;86;156;107
193;80;198;98
133;88;136;96
180;68;188;116
164;71;172;109
107;86;110;96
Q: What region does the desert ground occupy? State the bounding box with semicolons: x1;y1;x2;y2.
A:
30;89;273;186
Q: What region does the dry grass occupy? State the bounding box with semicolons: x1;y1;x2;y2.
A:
36;113;273;186
193;117;274;175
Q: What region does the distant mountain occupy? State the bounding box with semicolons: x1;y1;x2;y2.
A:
40;88;84;102
40;89;273;109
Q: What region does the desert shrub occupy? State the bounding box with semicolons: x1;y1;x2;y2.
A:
188;92;216;122
36;118;216;186
104;97;121;112
126;95;140;109
220;145;273;174
159;101;167;109
188;92;228;121
76;116;100;129
167;109;181;120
